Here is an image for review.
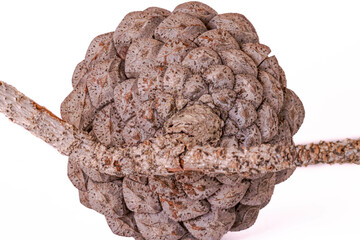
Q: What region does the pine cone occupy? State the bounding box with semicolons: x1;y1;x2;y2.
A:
61;2;305;240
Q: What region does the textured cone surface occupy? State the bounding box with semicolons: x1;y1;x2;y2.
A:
106;213;144;239
184;208;236;240
63;1;305;239
123;177;162;213
135;211;187;240
160;195;211;221
231;204;260;231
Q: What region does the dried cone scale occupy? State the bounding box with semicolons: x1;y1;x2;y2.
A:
0;1;359;240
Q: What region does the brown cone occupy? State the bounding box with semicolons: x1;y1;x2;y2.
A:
63;1;305;239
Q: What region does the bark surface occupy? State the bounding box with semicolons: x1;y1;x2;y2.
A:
1;80;359;178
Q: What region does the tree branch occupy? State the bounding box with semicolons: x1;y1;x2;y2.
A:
1;81;359;178
0;81;92;155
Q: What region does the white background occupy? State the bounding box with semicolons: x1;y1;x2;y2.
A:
1;0;360;239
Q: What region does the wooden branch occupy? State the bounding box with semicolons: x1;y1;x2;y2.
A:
295;138;360;166
1;80;359;178
0;81;93;156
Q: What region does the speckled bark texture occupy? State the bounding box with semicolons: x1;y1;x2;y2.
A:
1;1;360;240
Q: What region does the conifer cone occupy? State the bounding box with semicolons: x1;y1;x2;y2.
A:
61;2;305;239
